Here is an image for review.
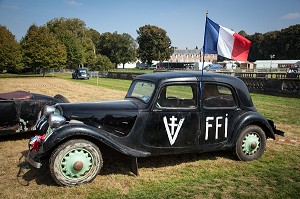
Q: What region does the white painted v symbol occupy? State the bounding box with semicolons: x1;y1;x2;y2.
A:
163;116;185;145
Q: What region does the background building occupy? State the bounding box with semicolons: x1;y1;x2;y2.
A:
254;60;300;70
169;48;217;63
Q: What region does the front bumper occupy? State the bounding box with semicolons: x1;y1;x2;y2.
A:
27;149;42;168
267;119;285;137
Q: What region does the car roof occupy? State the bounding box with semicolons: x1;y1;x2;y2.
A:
136;71;235;83
135;71;253;107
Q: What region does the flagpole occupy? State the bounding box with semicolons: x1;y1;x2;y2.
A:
200;11;208;96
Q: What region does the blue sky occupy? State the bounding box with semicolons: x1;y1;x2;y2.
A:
0;0;299;49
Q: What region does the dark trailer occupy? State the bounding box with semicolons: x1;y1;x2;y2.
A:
157;62;195;70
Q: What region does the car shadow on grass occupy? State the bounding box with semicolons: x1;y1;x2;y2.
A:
100;150;236;176
17;150;57;186
16;150;236;186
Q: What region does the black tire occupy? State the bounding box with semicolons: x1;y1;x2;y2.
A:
235;125;266;161
54;94;70;103
50;139;103;186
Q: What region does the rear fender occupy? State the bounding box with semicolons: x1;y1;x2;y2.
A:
228;112;276;147
42;123;150;157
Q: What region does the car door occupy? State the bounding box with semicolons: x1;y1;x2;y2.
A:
199;83;240;149
142;82;200;155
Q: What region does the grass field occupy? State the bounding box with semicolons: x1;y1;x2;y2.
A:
0;74;299;199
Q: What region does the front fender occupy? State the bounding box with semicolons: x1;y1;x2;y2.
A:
228;111;276;147
43;123;150;157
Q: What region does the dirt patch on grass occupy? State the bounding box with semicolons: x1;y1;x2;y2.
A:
0;77;126;102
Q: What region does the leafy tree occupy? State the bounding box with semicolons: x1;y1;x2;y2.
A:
137;25;174;66
247;24;300;61
98;32;137;68
118;33;137;69
277;25;300;59
89;54;114;71
0;25;23;72
87;28;102;55
82;37;96;67
47;17;86;39
47;17;95;69
21;25;67;76
58;31;84;69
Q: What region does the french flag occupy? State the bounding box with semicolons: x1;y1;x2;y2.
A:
204;17;252;61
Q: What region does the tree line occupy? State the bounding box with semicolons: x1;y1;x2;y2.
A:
1;17;299;74
239;24;300;62
0;17;173;74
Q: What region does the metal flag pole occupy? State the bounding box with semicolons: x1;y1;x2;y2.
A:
200;11;208;97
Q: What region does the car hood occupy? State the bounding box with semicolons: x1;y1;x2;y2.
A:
56;100;139;135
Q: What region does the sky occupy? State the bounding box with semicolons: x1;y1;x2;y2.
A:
0;0;300;49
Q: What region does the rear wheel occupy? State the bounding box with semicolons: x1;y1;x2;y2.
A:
50;139;103;186
235;125;266;161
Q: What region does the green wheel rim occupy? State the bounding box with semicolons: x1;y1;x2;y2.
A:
242;133;260;155
60;148;93;179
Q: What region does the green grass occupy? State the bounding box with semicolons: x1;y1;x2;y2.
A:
251;93;300;126
54;73;133;92
86;147;300;199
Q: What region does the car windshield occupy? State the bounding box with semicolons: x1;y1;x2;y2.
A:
126;80;155;103
79;69;87;73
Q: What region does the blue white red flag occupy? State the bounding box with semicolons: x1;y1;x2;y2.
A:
203;17;252;61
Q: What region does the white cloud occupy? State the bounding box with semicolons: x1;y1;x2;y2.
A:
65;0;82;6
282;12;300;20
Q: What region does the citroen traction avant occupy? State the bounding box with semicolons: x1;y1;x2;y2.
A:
27;72;284;186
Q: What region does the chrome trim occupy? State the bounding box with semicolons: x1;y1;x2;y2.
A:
48;114;66;128
27;150;42;169
43;105;56;117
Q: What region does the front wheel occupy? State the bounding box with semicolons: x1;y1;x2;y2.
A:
235;125;266;161
50;139;103;186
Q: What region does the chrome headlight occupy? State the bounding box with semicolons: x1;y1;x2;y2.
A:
43;105;56;117
43;105;61;117
48;114;66;128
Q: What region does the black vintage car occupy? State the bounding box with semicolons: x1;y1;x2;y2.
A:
27;72;284;186
72;68;90;79
0;90;69;135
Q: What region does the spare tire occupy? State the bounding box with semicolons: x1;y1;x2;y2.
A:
54;94;70;103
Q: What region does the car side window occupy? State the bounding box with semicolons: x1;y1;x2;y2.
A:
156;84;196;108
203;84;236;107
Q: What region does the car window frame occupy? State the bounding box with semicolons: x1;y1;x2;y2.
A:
201;82;238;109
153;82;198;111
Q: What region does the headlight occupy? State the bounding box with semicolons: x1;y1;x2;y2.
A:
43;105;56;117
48;114;66;128
43;105;61;117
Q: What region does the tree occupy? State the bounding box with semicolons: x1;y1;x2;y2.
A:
137;25;174;66
98;32;137;68
89;54;114;71
47;17;95;69
87;28;102;55
58;31;84;69
118;33;137;69
0;25;23;72
246;24;300;61
21;25;67;76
